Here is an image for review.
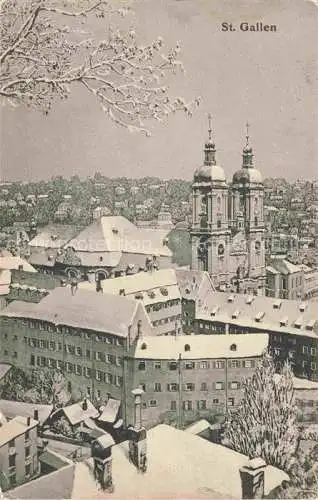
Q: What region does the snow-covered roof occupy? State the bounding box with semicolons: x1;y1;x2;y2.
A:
134;334;268;360
185;419;211;435
0;256;36;273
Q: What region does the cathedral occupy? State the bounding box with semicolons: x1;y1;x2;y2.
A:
190;118;266;295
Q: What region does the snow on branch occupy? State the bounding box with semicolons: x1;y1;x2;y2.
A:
0;0;200;134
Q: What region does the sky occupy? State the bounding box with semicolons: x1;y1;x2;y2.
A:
0;0;317;182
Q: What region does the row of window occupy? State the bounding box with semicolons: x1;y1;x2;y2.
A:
146;398;235;410
198;323;225;333
13;319;125;345
137;359;256;371
146;299;180;313
30;356;123;385
24;338;123;364
140;381;241;392
152;315;181;327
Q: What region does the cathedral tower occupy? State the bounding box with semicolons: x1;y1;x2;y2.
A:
230;123;266;292
190;115;231;284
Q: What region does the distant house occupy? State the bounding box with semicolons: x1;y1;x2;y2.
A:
266;258;304;300
49;399;99;433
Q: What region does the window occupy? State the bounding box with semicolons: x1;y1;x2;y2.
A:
96;390;101;399
116;376;123;387
25;464;31;477
214;360;225;369
197;400;207;410
149;400;157;407
154;361;161;369
40;339;46;349
185;361;195;370
66;362;73;373
75;346;82;356
228;397;235;406
230;381;240;390
57;360;64;370
25;446;30;457
105;336;112;344
201;382;208;391
185;383;195;392
229;360;241;369
311;347;316;356
30;354;35;366
138;361;146;371
215;382;224;390
87;386;91;396
154;383;161;392
84;367;91;378
96;370;103;381
167;383;178;392
311;362;317;371
58;342;62;351
303;346;309;355
25;430;30;441
200;361;209;369
86;349;91;359
95;351;103;361
213;399;219;404
140;383;146;392
170;401;177;411
9;474;16;487
183;400;193;411
243;360;254;368
105;373;113;384
9;454;16;467
49;341;55;351
75;365;82;375
169;361;177;371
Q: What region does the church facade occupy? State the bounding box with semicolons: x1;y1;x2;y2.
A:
190;121;266;294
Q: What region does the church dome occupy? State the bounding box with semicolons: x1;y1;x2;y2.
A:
232;167;262;185
194;164;226;183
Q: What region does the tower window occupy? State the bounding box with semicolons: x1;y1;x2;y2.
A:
217;219;221;229
254;217;258;227
218;244;225;256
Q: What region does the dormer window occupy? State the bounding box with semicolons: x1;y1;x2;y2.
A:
299;303;308;313
232;310;240;319
294;317;302;329
227;295;234;303
112;227;118;234
141;342;147;350
280;317;288;327
246;296;254;305
255;312;265;322
230;343;237;351
273;300;282;310
184;344;191;352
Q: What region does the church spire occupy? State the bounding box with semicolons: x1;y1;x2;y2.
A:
242;121;254;168
204;113;216;166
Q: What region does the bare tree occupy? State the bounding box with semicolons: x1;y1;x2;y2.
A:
0;0;200;134
223;352;300;471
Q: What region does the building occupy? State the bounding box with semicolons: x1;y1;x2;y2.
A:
0;287;154;405
0;416;39;491
300;264;318;299
0;269;11;310
0;255;37;273
191;120;266;295
266;258;304;300
28;224;83;274
6;423;289;500
175;268;215;334
157;204;174;229
79;269;182;336
128;334;268;428
54;216;172;280
193;291;318;381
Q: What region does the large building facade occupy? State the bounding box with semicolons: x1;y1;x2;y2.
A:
191;121;266;294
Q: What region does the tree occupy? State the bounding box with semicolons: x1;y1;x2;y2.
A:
223;352;299;472
0;365;33;400
0;0;200;134
32;368;70;406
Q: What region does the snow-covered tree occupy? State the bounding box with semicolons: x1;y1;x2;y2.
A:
0;0;200;134
223;352;300;472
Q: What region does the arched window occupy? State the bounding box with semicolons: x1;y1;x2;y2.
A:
230;343;237;351
254;216;258;227
184;344;191;352
141;342;147;350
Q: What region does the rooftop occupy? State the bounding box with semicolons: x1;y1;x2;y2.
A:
0;256;36;273
0;400;52;425
0;287;141;336
6;424;289;500
0;415;38;447
64;216;172;257
79;268;180;305
175;268;215;300
197;292;318;337
134;334;269;360
55;399;99;426
28;224;83;249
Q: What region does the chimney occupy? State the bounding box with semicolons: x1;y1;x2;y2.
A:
240;457;266;499
27;416;31;427
34;409;39;421
91;434;115;492
128;388;147;473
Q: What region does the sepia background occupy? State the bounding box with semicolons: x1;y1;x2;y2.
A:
1;0;317;182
